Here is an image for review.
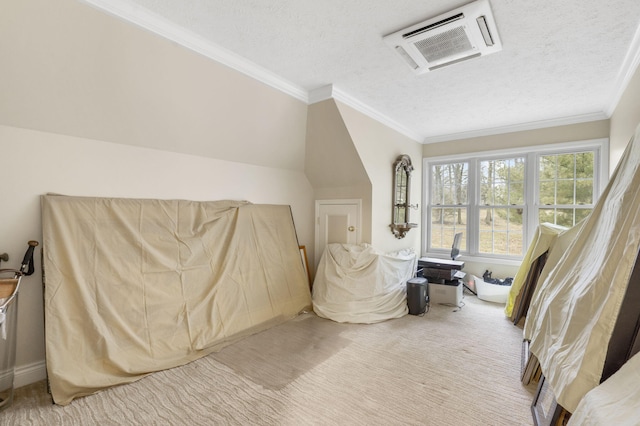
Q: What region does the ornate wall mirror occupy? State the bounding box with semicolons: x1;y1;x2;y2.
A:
390;154;418;239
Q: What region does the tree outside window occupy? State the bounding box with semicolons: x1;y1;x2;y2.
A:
430;162;468;252
479;157;525;256
538;152;594;227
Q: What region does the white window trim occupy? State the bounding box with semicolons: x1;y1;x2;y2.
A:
422;138;609;262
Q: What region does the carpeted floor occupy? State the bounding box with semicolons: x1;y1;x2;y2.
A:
5;295;536;425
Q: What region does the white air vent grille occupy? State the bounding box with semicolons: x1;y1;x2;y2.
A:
383;0;502;74
415;26;472;63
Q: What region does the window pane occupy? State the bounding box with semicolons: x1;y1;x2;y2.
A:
431;166;443;204
556;208;575;227
539;181;555;205
510;182;524;205
538;152;595;205
558;154;575;179
539;208;555;224
431;163;468;204
539;155;556;179
479;230;493;253
576;179;593;204
575;208;591;223
556;180;575;204
493;231;507;254
494;183;507;205
511;158;525;181
481;181;492;205
576;152;594;178
431;207;467;250
478;207;523;256
481;157;525;207
508;231;523;256
493;208;508;231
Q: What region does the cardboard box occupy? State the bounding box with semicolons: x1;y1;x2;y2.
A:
429;280;463;306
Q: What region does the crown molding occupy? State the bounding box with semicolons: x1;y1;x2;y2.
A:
307;85;335;104
605;23;640;117
82;0;421;141
80;0;309;102
309;85;424;142
80;0;622;146
422;111;609;144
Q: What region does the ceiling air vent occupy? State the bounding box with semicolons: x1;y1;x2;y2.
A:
383;0;502;74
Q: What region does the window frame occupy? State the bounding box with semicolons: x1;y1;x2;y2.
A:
422;138;609;263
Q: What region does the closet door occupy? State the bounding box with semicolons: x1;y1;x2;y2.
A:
315;200;361;268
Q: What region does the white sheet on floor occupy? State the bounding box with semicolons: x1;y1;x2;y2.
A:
524;123;640;412
42;195;311;405
312;243;416;323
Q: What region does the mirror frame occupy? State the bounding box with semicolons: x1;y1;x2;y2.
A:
390;154;418;239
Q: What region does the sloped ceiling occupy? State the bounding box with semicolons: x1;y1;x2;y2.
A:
84;0;640;143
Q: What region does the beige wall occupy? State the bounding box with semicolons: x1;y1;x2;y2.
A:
0;0;313;386
0;125;315;387
422;120;610;158
336;102;423;253
305;98;422;260
305;100;373;256
611;64;640;169
0;0;307;171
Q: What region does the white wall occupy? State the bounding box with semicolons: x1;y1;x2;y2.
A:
0;125;314;386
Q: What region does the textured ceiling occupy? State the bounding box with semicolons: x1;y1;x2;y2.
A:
92;0;640;143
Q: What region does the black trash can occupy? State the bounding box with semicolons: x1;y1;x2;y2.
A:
407;277;428;315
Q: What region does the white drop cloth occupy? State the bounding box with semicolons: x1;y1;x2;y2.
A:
312;243;417;323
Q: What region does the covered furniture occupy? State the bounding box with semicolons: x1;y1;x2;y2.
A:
312;243;417;323
42;195;311;405
567;351;640;426
524;123;640;413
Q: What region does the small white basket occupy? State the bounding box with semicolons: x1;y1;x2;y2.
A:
473;276;511;304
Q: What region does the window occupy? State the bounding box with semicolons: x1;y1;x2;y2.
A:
538;152;594;227
430;162;468;251
424;139;607;260
479;157;525;256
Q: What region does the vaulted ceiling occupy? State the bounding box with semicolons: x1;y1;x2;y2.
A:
85;0;640;143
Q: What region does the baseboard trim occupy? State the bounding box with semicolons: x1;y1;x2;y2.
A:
14;360;47;388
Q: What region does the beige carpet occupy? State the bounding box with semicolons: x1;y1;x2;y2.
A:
6;295;536;425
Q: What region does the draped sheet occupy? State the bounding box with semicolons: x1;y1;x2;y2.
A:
42;195;311;405
505;222;567;318
567;351;640;426
312;243;416;323
524;123;640;412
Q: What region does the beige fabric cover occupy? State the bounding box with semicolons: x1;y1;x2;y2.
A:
567;351;640;426
522;220;583;341
312;243;416;323
524;123;640;412
42;195;311;405
505;222;567;317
